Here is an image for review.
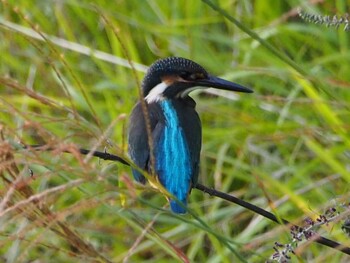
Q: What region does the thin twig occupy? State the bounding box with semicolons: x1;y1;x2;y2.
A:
23;144;350;256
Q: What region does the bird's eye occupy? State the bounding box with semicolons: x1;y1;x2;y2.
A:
179;71;192;80
179;72;205;81
195;73;206;79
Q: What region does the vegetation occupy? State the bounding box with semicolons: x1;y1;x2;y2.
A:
1;0;349;262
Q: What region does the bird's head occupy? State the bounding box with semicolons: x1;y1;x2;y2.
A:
142;57;252;103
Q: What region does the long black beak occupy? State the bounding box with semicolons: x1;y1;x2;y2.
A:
196;75;253;93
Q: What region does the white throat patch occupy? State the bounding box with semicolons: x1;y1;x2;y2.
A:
145;81;169;103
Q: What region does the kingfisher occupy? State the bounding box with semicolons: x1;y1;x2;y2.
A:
128;57;252;213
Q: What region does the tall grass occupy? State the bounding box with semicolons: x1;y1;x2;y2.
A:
1;0;350;262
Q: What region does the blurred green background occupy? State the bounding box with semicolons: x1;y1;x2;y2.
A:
1;0;350;262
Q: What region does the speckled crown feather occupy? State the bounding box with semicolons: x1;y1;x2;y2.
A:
142;57;208;97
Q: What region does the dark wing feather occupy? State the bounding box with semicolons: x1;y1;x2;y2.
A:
128;102;163;183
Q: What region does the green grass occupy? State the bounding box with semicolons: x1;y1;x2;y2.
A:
1;0;350;262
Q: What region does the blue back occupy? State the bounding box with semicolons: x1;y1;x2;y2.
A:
156;100;192;213
128;99;201;214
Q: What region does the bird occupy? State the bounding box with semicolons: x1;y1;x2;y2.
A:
128;57;253;214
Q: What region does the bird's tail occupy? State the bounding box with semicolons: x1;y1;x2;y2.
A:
170;199;187;214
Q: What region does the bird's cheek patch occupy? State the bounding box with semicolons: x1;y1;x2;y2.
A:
161;75;188;86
